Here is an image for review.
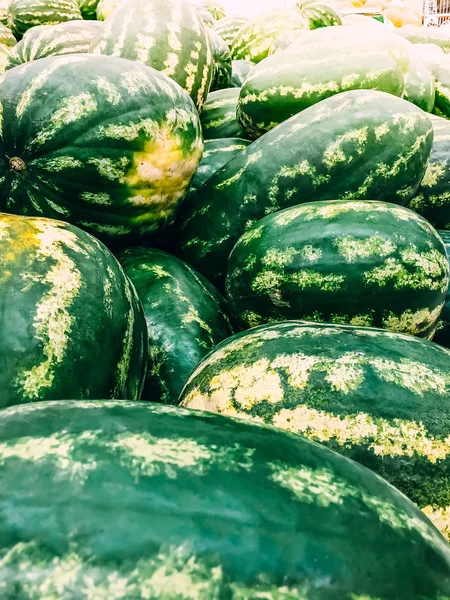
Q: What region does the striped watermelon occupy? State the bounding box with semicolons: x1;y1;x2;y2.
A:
95;0;118;19
200;88;246;139
0;213;147;407
179;320;450;540
296;0;342;29
193;0;225;20
118;247;234;403
267;30;305;55
175;90;433;287
78;0;99;18
0;54;202;245
207;27;231;91
91;0;213;109
7;0;82;38
403;49;435;113
0;22;16;71
397;25;450;53
432;62;450;119
434;229;450;350
6;21;102;69
230;58;254;87
2;400;450;597
212;15;247;45
226;200;448;338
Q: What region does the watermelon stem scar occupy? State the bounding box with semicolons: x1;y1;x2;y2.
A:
9;157;26;171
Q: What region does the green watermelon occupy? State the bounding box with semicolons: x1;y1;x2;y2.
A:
189;138;251;194
6;21;102;69
207;27;231;91
238;38;405;138
91;0;213;110
0;54;202;245
226;200;448;338
403;50;435;113
267;30;305;55
212;15;248;45
230;58;254;87
432;62;450;119
179;320;450;541
0;213;147;407
117;247;234;403
78;0;99;18
175;90;433;287
2;400;450;596
0;22;16;72
200;87;247;139
296;0;342;29
7;0;82;38
95;0;118;19
397;25;450;53
409;115;450;229
193;0;225;20
231;9;308;64
434;230;450;350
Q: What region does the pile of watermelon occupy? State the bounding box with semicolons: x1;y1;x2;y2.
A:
3;0;450;595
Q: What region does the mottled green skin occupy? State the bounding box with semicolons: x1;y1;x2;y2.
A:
398;25;450;53
7;0;82;38
1;400;450;598
91;0;213;110
0;54;203;245
78;0;99;18
0;214;147;407
117;248;233;404
194;0;225;20
432;62;450;119
230;58;254;87
409;115;450;229
179;320;450;540
189;138;251;195
298;2;342;29
403;53;435;113
434;230;450;349
212;15;247;45
226;200;448;338
207;27;231;92
200;87;247;139
175;90;433;287
238;43;404;138
6;21;102;69
231;9;308;64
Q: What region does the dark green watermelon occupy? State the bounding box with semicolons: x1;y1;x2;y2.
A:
207;27;232;91
230;58;254;87
1;400;450;597
200;87;247;139
434;230;450;349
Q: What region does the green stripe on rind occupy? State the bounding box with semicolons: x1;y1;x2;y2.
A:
91;0;214;110
225;199;448;338
207;27;231;92
212;15;248;45
398;24;450;53
230;59;254;87
7;0;82;38
201;88;247;140
0;213;147;406
403;51;435;113
175;89;433;287
1;400;450;597
0;54;203;244
179;320;450;540
78;0;100;19
433;230;450;350
299;2;342;29
6;21;102;70
431;62;450;120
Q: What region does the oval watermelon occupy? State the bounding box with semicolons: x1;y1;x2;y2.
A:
7;0;82;37
200;87;247;139
212;15;248;45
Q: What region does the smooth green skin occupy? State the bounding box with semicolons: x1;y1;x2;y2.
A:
230;58;254;86
188;138;251;195
238;43;404;138
226;199;449;338
432;62;450;119
409;115;450;229
403;53;435;113
0;54;202;245
200;87;247;139
0;214;147;408
117;248;234;404
212;15;248;45
434;230;450;349
397;25;450;53
175;90;434;288
6;21;102;69
231;9;308;63
91;0;213;110
207;27;231;92
2;400;450;598
7;0;82;37
268;29;305;54
179;320;450;532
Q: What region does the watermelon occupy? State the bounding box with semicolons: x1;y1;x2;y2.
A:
6;21;102;69
226;200;448;338
117;247;234;403
230;9;308;64
432;62;450;119
267;30;305;55
0;22;16;72
179;320;450;540
403;50;435;113
296;0;342;29
193;0;225;20
212;15;248;45
95;0;118;19
238;39;404;138
207;27;231;91
434;230;450;350
0;0;8;25
200;87;247;139
78;0;99;18
189;138;251;195
1;399;450;597
175;90;433;287
91;0;213;110
409;115;450;229
0;213;147;407
230;59;254;87
0;54;202;245
7;0;82;38
397;25;450;53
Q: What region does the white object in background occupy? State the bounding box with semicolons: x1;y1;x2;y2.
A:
220;0;285;17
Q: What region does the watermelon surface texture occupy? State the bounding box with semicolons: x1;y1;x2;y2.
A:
296;0;342;29
226;200;449;338
212;15;247;45
0;214;147;407
397;25;450;53
200;88;247;139
179;320;450;540
7;0;82;37
1;399;450;597
434;230;450;349
0;54;203;245
118;247;234;403
230;58;254;87
91;0;213;109
176;90;433;287
207;27;231;91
